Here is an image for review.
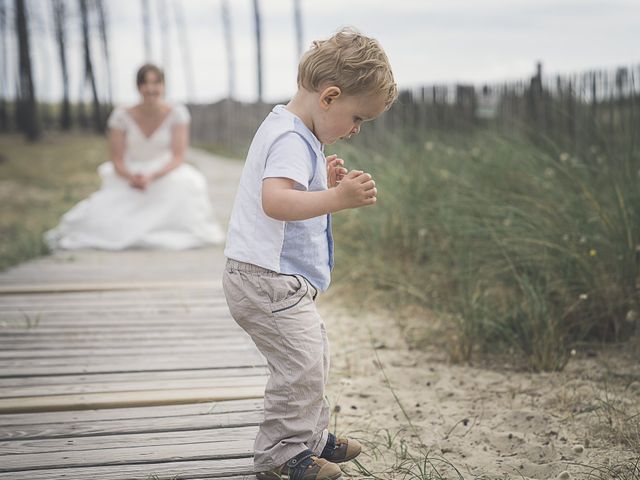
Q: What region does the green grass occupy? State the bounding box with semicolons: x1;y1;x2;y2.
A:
0;133;106;270
329;128;639;371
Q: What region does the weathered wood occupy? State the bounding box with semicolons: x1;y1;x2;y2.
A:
0;369;264;390
0;384;266;413
0;398;263;427
0;375;267;397
0;324;244;336
0;409;264;440
0;350;262;369
0;355;267;378
0;281;222;294
0;343;256;359
0;329;245;343
0;298;227;310
0;459;255;480
0;337;253;352
1;425;260;455
0;439;253;471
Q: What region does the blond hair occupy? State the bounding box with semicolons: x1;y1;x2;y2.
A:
297;27;397;108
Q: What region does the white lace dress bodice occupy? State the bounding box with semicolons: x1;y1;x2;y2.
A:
45;104;225;251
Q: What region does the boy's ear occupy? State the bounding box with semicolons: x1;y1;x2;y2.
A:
319;86;341;110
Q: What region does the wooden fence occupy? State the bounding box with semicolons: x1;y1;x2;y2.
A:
188;64;639;157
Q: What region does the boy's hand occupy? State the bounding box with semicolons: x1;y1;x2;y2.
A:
326;154;347;188
335;170;377;209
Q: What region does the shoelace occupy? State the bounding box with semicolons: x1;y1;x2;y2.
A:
285;450;316;480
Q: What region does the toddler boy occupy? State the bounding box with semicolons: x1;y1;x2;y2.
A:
223;27;397;480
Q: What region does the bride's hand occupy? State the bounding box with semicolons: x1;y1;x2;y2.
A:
129;174;149;190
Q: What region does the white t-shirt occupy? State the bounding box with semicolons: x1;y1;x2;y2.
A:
224;105;334;291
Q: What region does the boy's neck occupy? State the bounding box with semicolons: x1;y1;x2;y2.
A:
285;90;317;140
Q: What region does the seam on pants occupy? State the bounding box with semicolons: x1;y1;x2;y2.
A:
268;304;294;441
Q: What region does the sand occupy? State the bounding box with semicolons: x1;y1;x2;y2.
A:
319;299;640;480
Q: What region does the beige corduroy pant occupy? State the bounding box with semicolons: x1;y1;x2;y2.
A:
222;259;330;471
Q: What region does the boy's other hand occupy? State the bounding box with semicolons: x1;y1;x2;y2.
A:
336;169;377;209
326;154;347;188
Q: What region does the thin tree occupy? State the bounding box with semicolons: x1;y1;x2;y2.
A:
52;0;71;129
141;0;152;61
252;0;262;102
221;0;235;99
293;0;303;59
95;0;112;106
173;0;194;102
0;0;9;131
79;0;102;132
14;0;40;140
157;0;170;91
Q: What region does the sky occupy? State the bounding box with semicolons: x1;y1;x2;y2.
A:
3;0;639;105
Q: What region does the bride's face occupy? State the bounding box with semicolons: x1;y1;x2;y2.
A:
138;71;164;103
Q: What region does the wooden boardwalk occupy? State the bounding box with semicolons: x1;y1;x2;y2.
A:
0;151;267;479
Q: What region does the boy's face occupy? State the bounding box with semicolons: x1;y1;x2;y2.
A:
316;90;387;145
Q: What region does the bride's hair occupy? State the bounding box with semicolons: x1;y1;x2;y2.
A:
136;63;165;86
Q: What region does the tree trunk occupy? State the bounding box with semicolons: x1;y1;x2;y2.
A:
293;0;303;59
95;0;112;106
52;0;71;129
79;0;102;132
0;0;9;131
173;0;194;102
221;0;235;99
252;0;262;102
14;0;40;140
158;0;170;92
141;0;152;61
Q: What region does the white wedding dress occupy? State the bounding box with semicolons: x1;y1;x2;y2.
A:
45;104;225;250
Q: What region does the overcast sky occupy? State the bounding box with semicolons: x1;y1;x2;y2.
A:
5;0;639;105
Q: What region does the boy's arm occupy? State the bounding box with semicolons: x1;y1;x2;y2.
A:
262;170;376;222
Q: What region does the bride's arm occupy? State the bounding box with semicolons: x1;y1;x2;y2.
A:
149;124;188;181
109;129;134;181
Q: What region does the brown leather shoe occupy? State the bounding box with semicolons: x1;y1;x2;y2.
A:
320;433;362;463
256;449;342;480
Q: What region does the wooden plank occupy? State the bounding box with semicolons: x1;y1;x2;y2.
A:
0;306;229;318
0;439;253;472
0;324;243;336
0;355;266;378
0;385;266;413
0;299;227;310
0;458;255;480
0;337;253;351
0;281;221;294
0;375;267;397
0;366;268;388
0;409;264;440
0;319;235;330
0;343;256;359
0;329;245;342
0;350;261;369
0;398;263;427
0;295;227;306
1;425;259;455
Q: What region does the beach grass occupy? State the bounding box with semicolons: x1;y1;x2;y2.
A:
329;128;639;372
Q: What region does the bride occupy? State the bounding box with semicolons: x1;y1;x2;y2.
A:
45;63;224;250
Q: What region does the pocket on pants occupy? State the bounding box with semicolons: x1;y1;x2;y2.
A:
261;274;309;314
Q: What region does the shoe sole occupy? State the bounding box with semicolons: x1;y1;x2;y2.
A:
327;447;362;464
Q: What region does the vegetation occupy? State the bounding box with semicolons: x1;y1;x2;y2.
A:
0;133;106;270
329;128;639;372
